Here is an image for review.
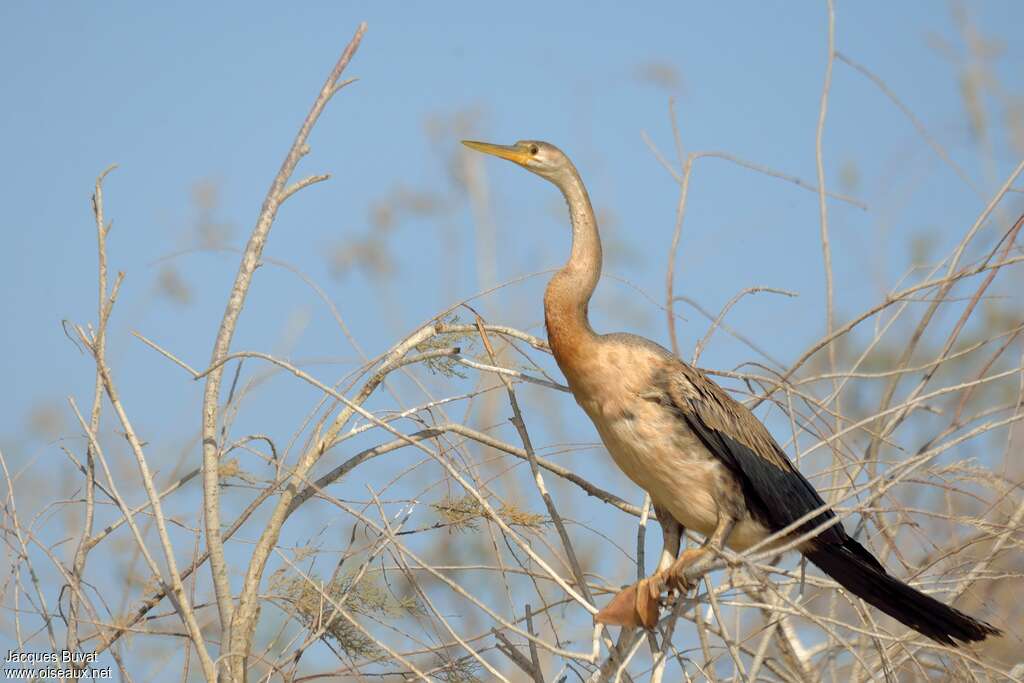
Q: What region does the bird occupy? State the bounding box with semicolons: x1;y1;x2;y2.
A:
461;138;1001;646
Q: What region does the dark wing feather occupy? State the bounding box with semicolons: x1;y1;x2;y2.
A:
658;361;847;546
654;359;1001;644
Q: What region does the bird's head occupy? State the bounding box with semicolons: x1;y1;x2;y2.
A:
461;139;574;184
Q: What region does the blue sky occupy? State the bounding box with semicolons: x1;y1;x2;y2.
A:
2;1;1022;674
2;1;1015;421
2;2;1021;423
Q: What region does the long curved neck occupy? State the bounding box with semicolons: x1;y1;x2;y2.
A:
544;167;602;371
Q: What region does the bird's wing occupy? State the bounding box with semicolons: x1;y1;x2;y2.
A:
651;363;1000;644
655;361;844;544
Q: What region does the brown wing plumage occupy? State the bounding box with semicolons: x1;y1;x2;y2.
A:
654;359;845;545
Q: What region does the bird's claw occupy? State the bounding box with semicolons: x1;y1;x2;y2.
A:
664;568;695;594
663;547;707;593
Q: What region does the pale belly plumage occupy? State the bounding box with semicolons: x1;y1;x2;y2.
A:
585;396;773;552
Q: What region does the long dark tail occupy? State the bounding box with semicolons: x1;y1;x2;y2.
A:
804;539;1000;646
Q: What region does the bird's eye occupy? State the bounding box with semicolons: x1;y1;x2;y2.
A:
529;144;539;156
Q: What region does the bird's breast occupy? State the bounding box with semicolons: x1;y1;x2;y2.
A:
587;395;725;537
561;341;771;548
579;386;770;549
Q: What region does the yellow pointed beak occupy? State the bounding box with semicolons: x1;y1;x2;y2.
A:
461;140;531;165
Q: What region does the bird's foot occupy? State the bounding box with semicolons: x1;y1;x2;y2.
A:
663;547;708;593
594;573;666;630
595;548;710;629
